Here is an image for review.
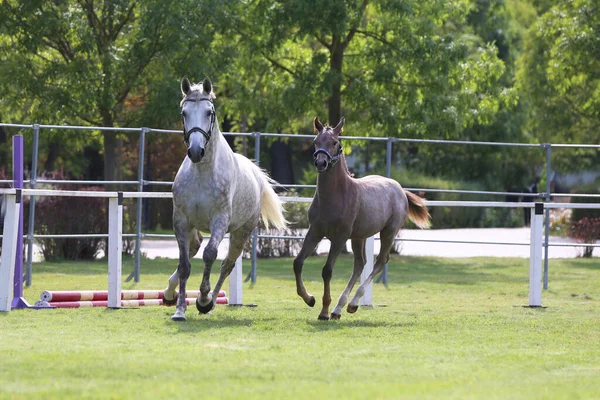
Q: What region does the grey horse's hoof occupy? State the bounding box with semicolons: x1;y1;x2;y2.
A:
317;314;330;321
162;291;178;306
306;296;316;308
171;310;186;322
330;313;341;320
196;298;214;314
347;304;358;314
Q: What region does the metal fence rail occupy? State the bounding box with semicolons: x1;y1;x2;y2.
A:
1;123;599;287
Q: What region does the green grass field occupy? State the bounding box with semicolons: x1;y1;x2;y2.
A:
1;255;599;399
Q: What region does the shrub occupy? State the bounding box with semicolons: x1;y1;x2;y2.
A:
568;217;600;258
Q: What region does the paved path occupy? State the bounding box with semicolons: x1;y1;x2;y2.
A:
139;228;595;260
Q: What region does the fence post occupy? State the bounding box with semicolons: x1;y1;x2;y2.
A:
229;255;243;305
543;144;551;290
360;236;375;306
0;192;20;312
130;127;147;283
26;124;40;287
11;136;29;309
246;132;261;283
108;193;123;309
529;203;544;307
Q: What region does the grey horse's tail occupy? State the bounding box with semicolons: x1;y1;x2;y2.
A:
406;191;431;229
258;173;288;230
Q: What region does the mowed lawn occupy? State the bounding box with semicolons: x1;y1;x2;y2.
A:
1;255;599;399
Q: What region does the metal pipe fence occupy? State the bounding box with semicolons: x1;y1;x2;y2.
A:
1;123;599;287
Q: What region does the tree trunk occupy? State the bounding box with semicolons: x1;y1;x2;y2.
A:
328;37;344;126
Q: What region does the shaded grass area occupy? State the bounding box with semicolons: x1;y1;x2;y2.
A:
1;255;600;399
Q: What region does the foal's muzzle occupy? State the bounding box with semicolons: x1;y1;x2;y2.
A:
187;146;205;163
314;157;329;173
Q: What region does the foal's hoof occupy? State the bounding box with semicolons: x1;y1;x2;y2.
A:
306;296;316;308
162;291;178;306
330;313;342;320
347;304;358;314
196;298;214;314
171;310;186;322
317;314;330;321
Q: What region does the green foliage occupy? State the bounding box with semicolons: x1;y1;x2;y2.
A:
517;0;600;171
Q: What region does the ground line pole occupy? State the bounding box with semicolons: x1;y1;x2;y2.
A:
543;144;551;290
26;124;39;287
245;132;260;283
377;138;393;285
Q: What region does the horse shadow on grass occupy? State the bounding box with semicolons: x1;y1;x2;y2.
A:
305;315;417;331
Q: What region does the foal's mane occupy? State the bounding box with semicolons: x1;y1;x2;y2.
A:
180;84;216;107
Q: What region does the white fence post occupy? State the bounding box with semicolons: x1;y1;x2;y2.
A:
529;203;544;307
360;236;375;306
108;194;123;309
229;255;243;305
0;192;20;312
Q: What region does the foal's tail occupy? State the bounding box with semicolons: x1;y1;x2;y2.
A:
406;191;431;229
259;174;288;230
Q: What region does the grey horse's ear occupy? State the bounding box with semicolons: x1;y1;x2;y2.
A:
313;116;324;133
202;77;212;94
181;76;191;96
333;117;345;137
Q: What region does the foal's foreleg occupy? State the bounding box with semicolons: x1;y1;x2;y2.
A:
293;227;323;308
318;237;347;320
196;215;229;314
331;238;366;320
347;231;396;314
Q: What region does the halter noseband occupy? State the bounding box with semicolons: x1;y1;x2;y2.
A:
182;98;215;145
313;143;343;168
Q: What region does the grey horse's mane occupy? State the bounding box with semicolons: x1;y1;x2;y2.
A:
180;85;216;107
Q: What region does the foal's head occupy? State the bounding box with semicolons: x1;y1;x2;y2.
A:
313;116;344;173
180;76;217;163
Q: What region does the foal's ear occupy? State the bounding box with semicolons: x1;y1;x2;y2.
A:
202;77;212;94
333;117;345;137
313;116;324;133
181;76;191;96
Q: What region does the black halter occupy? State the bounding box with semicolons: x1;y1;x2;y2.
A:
313;142;343;168
182;98;215;145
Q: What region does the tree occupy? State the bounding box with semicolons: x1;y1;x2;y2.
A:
0;0;188;182
517;0;600;171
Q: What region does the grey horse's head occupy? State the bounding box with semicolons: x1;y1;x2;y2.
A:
180;76;216;163
312;116;344;173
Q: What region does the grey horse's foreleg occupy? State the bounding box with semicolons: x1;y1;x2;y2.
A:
164;229;202;306
209;224;254;310
170;221;192;321
196;214;229;314
347;229;396;313
331;238;366;320
318;237;346;320
293;226;323;308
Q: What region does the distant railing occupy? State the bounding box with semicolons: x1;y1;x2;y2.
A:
1;123;599;288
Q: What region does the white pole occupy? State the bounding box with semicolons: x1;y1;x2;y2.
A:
360;236;375;306
229;255;243;305
529;203;543;307
108;195;123;309
0;193;20;312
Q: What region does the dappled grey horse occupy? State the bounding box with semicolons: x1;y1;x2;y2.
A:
294;117;431;320
164;77;287;321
